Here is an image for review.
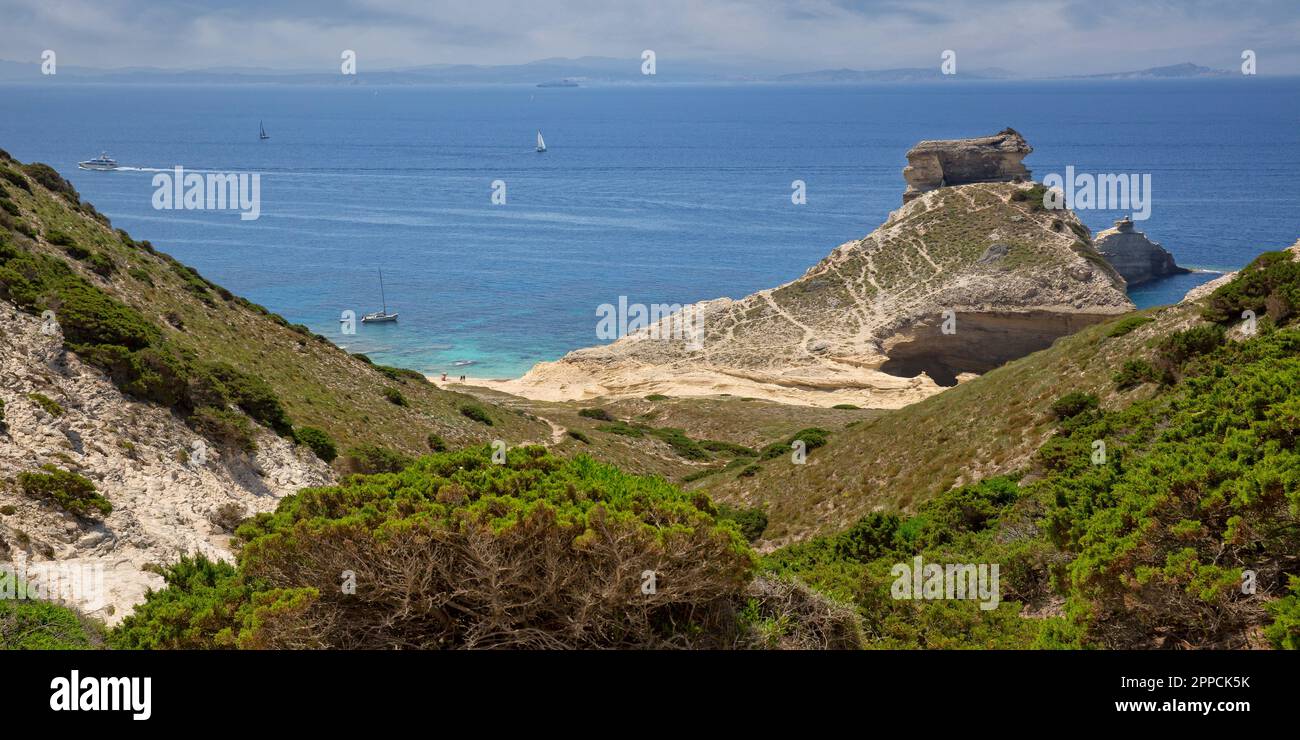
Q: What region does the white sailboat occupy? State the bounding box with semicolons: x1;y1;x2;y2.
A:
536;130;547;153
259;121;270;141
361;269;398;323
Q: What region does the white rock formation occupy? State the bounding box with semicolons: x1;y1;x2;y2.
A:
0;303;334;624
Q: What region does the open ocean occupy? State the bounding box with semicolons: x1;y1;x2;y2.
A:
1;79;1297;378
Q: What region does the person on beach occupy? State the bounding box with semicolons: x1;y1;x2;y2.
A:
441;373;447;382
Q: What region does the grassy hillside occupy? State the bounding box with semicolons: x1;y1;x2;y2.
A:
694;301;1209;546
760;249;1300;648
0;150;548;462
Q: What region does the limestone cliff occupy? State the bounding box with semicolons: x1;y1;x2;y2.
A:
1094;217;1188;286
492;179;1133;408
902;128;1032;203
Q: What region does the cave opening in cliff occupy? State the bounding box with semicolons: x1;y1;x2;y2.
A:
878;311;1111;388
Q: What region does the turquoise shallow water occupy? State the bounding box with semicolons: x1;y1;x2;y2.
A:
1;80;1296;378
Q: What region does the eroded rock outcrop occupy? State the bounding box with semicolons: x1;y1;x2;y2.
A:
902;128;1032;203
488;178;1132;408
0;304;335;623
1094;217;1188;286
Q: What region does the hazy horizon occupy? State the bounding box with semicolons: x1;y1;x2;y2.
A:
1;0;1298;76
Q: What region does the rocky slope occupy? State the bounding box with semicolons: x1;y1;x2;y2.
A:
1093;216;1188;286
493;178;1133;408
697;237;1300;547
0;303;334;623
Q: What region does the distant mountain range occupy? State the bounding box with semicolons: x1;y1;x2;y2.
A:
0;57;1250;85
1061;62;1233;79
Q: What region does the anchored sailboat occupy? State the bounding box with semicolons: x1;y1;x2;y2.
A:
361;269;398;323
536;130;547;153
259;121;270;141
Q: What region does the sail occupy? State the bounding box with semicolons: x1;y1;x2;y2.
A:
536;130;546;151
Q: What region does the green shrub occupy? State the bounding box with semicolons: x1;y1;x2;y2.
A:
426;433;448;452
645;394;670;401
578;407;614;421
21;163;80;203
113;448;755;649
18;465;111;518
598;421;645;437
832;403;859;410
344;445;412;475
128;267;153;286
85;252;115;277
191;407;257;453
458;404;493;426
377;365;426;383
1049;392;1098;420
699;439;757;457
1203;250;1300;325
1113;358;1160;390
717;505;768;542
0;593;99;649
762;428;830;459
565;429;591;444
45;229;76;247
383;387;408;407
294;426;338;463
1107;314;1154;338
649;427;709;460
27;392;64;417
0;168;31;193
204;363;292;435
1010;183;1051;212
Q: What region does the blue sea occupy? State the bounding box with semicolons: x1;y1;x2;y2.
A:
1;79;1297;378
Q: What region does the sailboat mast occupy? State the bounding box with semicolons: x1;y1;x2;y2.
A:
378;269;388;313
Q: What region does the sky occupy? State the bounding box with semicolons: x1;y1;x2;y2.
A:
1;0;1299;75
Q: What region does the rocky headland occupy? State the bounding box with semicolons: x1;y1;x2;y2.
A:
484;131;1134;408
1093;216;1189;286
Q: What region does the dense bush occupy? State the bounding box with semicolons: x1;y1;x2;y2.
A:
1202;250;1300;324
0;587;100;649
19;465;111;518
204;363;292;435
649;427;709;460
191;407;257;453
578;407;614;421
598;421;644;437
1113;358;1160;390
458;404;492;425
1107;314;1154;338
294;426;338;463
425;433;448;452
343;444;412;475
717;504;768;543
113;448;757;649
1049;392;1098;420
382;387;408;406
761;427;830;459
